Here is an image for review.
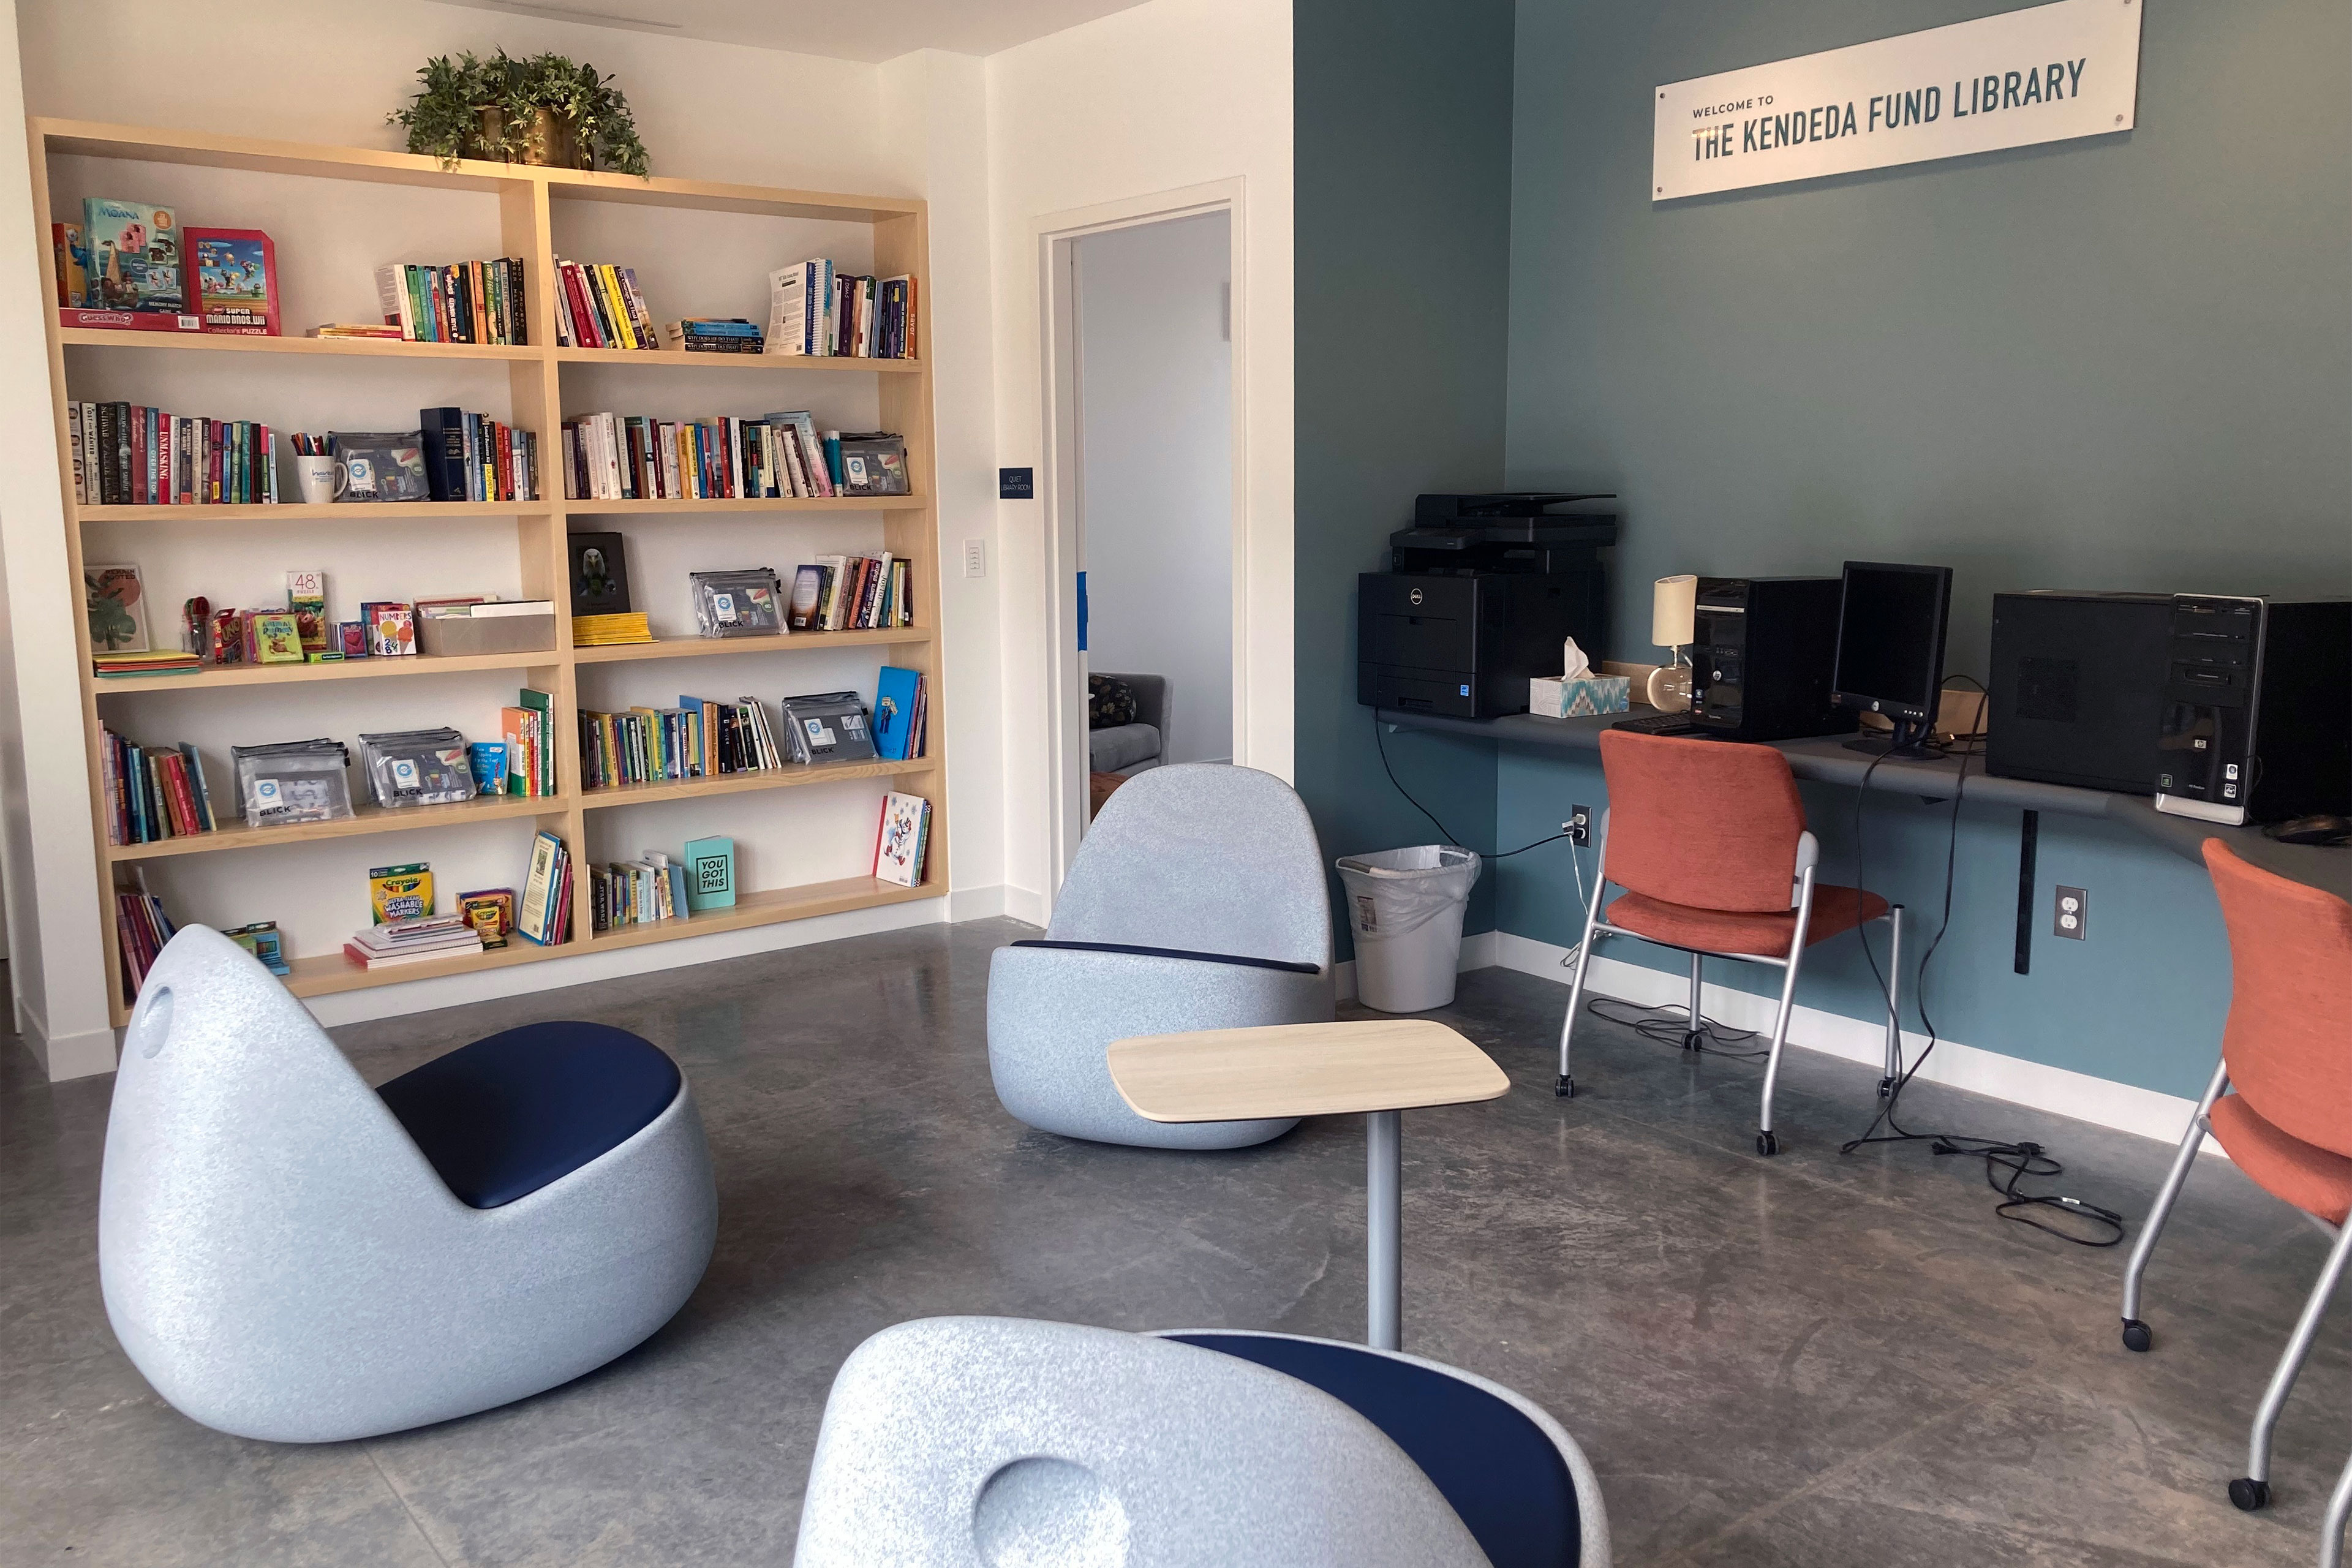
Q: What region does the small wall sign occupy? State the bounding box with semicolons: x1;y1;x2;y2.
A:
998;467;1035;500
1653;0;2142;202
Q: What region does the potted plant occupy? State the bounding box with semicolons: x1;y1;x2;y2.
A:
391;50;650;176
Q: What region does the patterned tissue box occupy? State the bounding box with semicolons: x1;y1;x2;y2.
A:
1530;674;1630;718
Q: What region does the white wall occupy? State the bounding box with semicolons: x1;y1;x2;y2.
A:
982;0;1294;919
1074;210;1232;764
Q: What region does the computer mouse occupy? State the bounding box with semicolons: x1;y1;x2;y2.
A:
2269;813;2352;846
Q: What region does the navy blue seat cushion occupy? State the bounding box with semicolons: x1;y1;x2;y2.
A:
377;1020;681;1209
1009;939;1320;976
1171;1332;1581;1567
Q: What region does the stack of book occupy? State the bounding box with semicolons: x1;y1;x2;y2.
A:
664;318;764;354
518;829;574;944
310;323;405;341
68;404;277;505
500;689;557;797
115;875;176;1001
418;407;539;502
342;913;484;971
579;695;783;789
101;728;219;845
552;259;658;350
592;854;690;933
573;612;653;646
793;553;914;630
93;650;203;679
559;409;835;501
767;260;915;358
374;259;529;345
874;665;929;762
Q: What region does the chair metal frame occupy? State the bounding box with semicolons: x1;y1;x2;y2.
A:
1555;810;1903;1156
2120;1058;2352;1518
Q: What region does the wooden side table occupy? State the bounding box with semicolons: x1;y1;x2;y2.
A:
1107;1019;1509;1351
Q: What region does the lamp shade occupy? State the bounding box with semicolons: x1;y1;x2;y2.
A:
1651;575;1697;647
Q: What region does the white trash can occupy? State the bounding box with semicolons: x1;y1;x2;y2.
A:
1335;846;1482;1014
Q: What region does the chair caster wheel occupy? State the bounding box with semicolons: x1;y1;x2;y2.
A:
2228;1477;2269;1512
1876;1077;1894;1099
1755;1130;1779;1157
1554;1074;1575;1099
2120;1319;2152;1353
1683;1030;1705;1052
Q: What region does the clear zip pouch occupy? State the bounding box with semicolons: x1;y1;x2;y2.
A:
691;568;786;638
232;738;353;826
360;728;475;808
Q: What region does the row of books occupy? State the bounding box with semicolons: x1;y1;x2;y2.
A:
519;830;575;944
102;728;220;845
796;554;914;631
592;854;690;932
579;695;785;790
342;912;483;971
501;691;558;797
419;407;541;503
560;410;837;502
551;259;658;351
116;875;177;1001
665;318;763;354
68;404;277;507
767;260;916;359
373;259;529;345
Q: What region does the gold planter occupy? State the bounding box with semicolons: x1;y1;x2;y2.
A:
474;106;576;168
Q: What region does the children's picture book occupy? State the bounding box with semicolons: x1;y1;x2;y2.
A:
369;862;434;924
51;222;87;307
469;740;508;795
337;620;369;658
682;835;736;912
248;611;304;664
872;665;924;761
286;570;327;654
85;563;149;654
221;919;290;976
81;200;183;314
184;228;279;335
458;887;514;948
363;601;417;657
567;531;633;617
873;792;931;888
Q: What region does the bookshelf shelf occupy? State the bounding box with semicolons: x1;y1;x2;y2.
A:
40;116;948;1025
571;627;930;665
554;347;921;374
61;328;540;362
77;500;554;525
92;649;559;694
580;758;935;809
561;496;923;516
105;791;572;863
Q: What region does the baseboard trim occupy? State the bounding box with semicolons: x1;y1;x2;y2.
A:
1490;931;2209;1150
20;1008;116;1082
1001;884;1050;930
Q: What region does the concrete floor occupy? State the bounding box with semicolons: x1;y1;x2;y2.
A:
3;917;2345;1566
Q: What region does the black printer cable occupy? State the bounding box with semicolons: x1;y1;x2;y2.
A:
1372;711;1570;859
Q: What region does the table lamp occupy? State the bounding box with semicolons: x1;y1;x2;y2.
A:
1647;575;1697;712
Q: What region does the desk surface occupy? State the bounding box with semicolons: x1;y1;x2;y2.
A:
1379;707;2350;900
1107;1020;1511;1122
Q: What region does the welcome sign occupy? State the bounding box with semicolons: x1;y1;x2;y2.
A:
1653;0;2143;202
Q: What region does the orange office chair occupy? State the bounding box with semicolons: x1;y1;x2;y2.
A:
2120;840;2352;1522
1555;730;1904;1155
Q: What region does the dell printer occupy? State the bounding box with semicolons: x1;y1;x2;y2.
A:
1358;492;1618;719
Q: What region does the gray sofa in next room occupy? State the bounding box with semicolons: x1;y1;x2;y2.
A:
1089;670;1168;775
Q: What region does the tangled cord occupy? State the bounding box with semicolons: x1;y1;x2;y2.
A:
1836;690;2124;1248
1585;997;1769;1061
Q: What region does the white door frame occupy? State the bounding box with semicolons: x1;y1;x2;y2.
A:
1033;179;1251;899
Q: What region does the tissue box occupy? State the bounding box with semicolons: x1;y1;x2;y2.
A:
1531;674;1630;718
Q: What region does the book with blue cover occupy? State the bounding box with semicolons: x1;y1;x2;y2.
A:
872;666;922;760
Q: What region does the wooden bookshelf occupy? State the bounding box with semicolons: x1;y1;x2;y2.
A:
36;118;949;1026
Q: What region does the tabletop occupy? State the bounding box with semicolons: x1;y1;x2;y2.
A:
1107;1020;1512;1123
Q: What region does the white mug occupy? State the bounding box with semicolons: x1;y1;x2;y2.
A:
294;455;336;505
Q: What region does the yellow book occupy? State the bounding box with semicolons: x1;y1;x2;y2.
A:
597;265;638;350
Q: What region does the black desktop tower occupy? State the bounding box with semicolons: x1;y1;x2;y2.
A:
2155;595;2351;826
1986;591;2175;795
1687;576;1858;741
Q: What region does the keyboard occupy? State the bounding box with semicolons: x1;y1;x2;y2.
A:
1610;711;1706;737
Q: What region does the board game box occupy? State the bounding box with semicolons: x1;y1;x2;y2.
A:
81;199;183;315
186;227;278;335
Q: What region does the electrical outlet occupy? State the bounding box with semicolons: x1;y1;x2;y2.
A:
963;538;986;578
1566;805;1592;846
2054;886;2088;940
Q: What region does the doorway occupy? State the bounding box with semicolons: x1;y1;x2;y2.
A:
1054;208;1236;838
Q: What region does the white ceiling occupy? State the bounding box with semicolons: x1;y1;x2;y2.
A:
442;0;1153;62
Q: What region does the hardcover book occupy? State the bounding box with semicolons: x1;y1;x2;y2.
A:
682;835;736;911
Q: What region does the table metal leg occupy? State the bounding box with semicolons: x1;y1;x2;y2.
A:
1367;1109;1401;1351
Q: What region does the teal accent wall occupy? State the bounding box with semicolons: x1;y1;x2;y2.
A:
1294;0;1520;957
1485;0;2348;1096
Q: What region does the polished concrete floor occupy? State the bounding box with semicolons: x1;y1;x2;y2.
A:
3;918;2344;1566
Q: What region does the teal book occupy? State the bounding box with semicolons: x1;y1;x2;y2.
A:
683;835;735;911
872;665;922;760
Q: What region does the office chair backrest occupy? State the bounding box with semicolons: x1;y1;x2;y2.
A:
2203;840;2352;1159
1049;763;1332;968
1599;730;1806;913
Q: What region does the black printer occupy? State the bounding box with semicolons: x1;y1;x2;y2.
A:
1358;493;1618;718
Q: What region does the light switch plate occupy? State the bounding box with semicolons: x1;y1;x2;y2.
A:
963;538;986;578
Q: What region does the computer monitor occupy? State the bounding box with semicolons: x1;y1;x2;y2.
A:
1830;562;1954;757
